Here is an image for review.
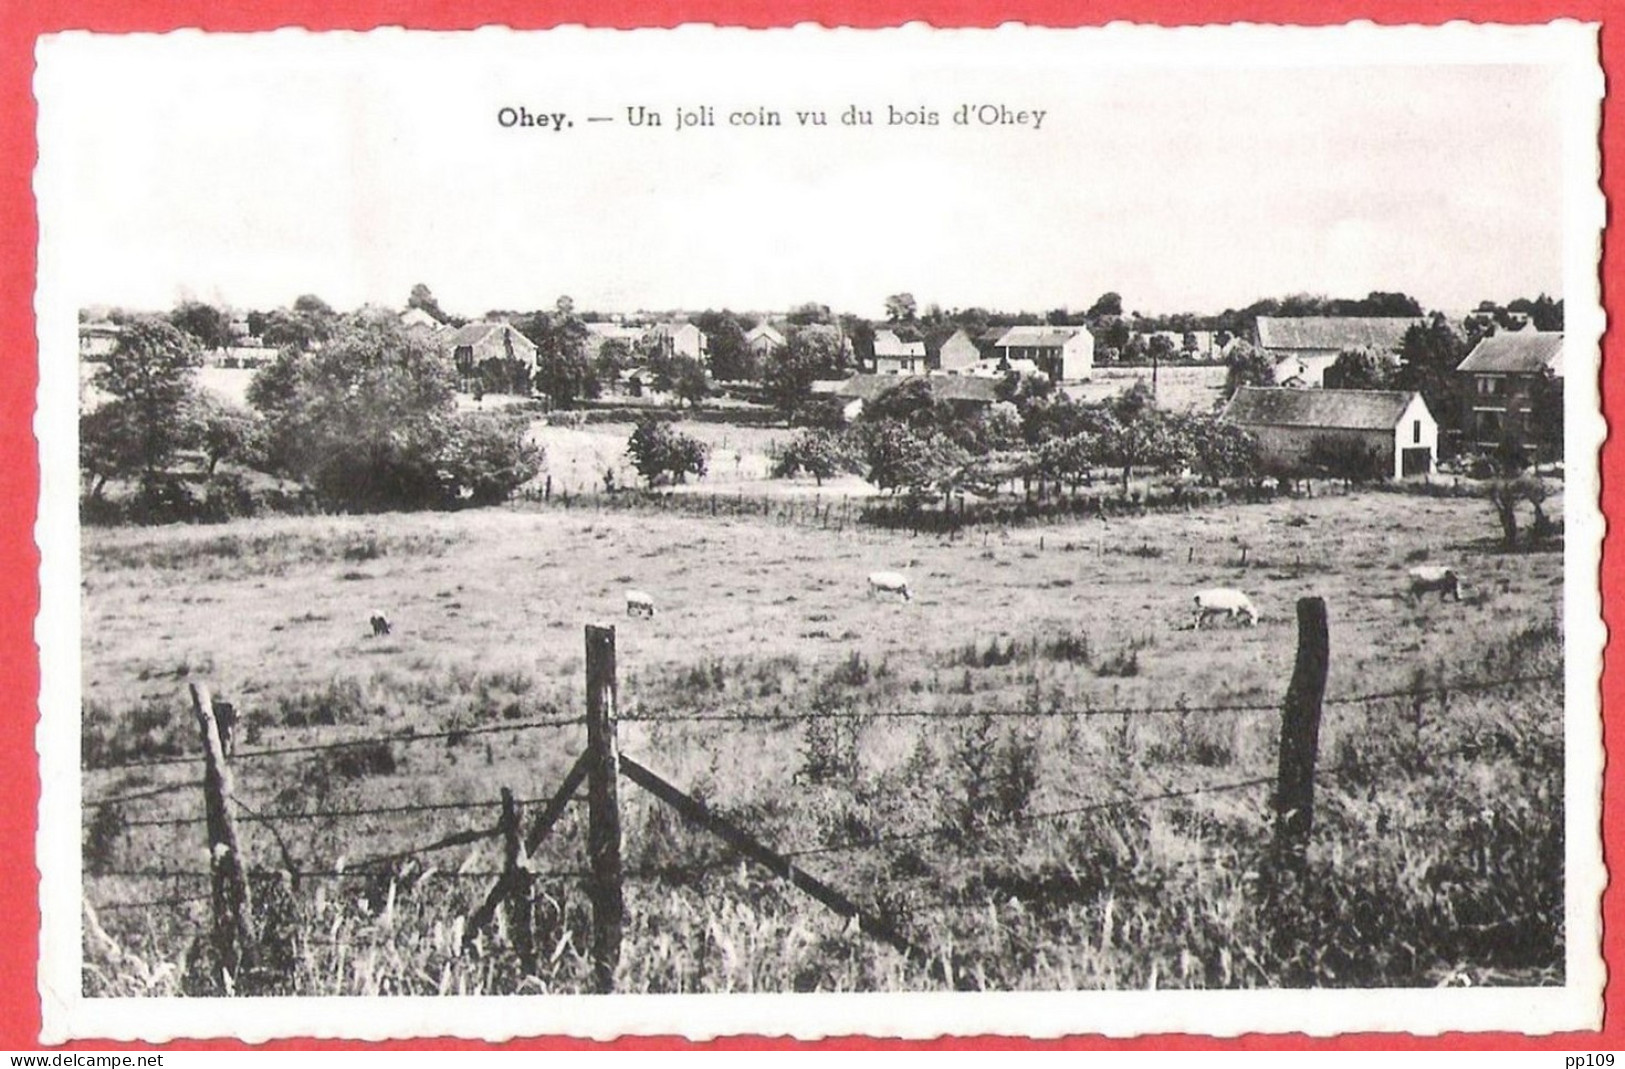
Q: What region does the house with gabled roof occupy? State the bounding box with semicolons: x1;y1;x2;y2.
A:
992;326;1093;382
1222;386;1437;480
1456;331;1564;453
649;321;710;363
873;329;928;375
444;321;539;383
1255;316;1422;388
937;329;982;373
745;322;786;357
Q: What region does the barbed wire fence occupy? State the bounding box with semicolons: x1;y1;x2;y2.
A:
82;602;1561;993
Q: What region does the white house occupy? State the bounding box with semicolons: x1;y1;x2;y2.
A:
1222;386;1438;480
992;326;1093;382
873;329;928;375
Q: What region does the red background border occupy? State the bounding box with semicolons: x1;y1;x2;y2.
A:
1;0;1614;1051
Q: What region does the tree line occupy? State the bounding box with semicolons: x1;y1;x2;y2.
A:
81;313;542;522
771;374;1265;506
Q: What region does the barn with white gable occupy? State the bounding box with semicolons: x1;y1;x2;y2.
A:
1221;386;1438;480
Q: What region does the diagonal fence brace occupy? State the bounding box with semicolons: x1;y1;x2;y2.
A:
619;753;961;986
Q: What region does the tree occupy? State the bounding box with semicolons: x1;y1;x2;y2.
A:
772;428;856;486
594;337;635;381
186;393;263;475
1086;292;1124;318
1147;333;1177;368
693;311;756;382
1178;416;1260;485
258;296;339;352
864;377;940;429
80;402;145;503
786;302;832;326
407;283;453;325
1101;382;1173;492
649;352;709;408
1488;473;1554;550
859;420;967;501
248;317;492;510
764;325;846;416
1093;316;1131;357
525;302;598;407
884;293;918;323
92;317;204;482
169;301;235;351
439;411;544;506
626;418;709;486
1223;340;1275;399
1394;315;1468;440
1528;367;1564;460
1325;347;1396;390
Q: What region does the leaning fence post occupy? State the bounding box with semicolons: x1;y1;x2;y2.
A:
1273;597;1329;868
584;624;624;993
191;682;255;986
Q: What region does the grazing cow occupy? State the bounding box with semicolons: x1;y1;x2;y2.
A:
1193;588;1258;629
625;590;656;618
369;612;392;637
1408;565;1461;603
868;571;912;602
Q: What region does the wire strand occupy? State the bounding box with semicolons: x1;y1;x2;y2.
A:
87;713;587;772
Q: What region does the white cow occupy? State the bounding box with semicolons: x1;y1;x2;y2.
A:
1193;588;1258;629
625;590;656;618
868;571;912;602
1408;565;1462;603
369;612;392;637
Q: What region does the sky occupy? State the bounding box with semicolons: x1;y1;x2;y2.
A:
35;26;1582;321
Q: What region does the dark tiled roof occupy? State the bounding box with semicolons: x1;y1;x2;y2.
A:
1255;317;1421;352
813;374;1000;404
1457;332;1564;375
1222;386;1419;430
995;327;1084;349
444;322;537;352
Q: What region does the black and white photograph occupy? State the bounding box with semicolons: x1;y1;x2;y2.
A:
35;22;1604;1041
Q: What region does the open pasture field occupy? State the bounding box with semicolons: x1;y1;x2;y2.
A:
81;488;1564;995
1066;364;1229;413
525;419;876;499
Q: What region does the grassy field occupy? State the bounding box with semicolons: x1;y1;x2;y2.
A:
1066;364;1229;413
80;488;1564;995
525;420;877;499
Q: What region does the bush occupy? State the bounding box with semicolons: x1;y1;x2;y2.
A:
439;412;544;506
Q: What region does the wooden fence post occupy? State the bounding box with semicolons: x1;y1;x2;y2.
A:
500;787;536;975
1273;597;1329;867
584;625;624;993
191;682;255;986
